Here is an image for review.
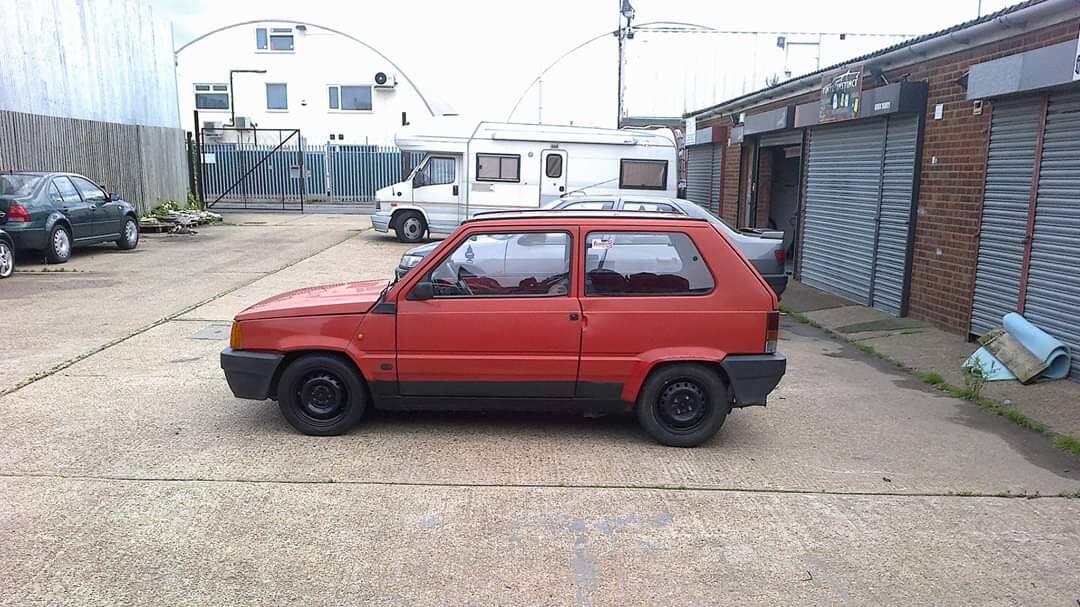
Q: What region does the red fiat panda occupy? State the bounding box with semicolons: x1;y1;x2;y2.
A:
221;211;785;447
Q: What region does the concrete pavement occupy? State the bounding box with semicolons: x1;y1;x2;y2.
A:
1;216;1077;605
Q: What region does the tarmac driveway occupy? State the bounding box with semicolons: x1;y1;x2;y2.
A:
1;214;1077;606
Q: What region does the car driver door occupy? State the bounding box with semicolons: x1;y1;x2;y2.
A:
411;155;461;230
395;227;582;398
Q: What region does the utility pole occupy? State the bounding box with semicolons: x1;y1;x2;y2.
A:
616;0;635;127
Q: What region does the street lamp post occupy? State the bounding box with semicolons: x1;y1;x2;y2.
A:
616;0;635;127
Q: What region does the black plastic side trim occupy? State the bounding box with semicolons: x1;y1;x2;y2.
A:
375;396;631;415
721;354;787;407
398;380;576;398
576;381;624;400
372;302;396;315
220;348;284;401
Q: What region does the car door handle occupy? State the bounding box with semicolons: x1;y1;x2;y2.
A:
569;313;580;321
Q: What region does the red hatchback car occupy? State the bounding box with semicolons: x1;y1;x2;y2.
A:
221;211;786;447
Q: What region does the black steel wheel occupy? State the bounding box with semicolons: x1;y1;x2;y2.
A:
636;364;730;447
277;354;367;435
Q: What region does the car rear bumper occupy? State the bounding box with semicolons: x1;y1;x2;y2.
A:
3;224;47;250
220;348;284;400
764;273;788;298
371;213;391;233
721;353;787;407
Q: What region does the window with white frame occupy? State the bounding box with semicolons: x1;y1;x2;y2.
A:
194;83;230;110
256;27;294;51
327;85;372;111
265;83;288;110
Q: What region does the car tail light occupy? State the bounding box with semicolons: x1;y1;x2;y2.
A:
230;322;244;349
6;203;30;223
774;248;786;265
765;310;779;353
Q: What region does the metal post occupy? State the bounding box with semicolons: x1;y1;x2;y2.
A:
298;129;305;213
538;78;543;123
616;1;624;127
193;109;206;209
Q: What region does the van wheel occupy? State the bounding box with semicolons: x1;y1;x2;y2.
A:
395;211;426;243
277;354;367;436
636;364;730;447
45;225;71;264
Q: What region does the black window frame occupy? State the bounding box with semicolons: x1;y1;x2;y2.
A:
583;230;715;297
475;153;521;183
618;158;669;191
421;230;574;299
545;153;563;178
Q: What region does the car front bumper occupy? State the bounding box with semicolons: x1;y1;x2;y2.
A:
221;348;284;400
721;353;787;407
371;213;391;233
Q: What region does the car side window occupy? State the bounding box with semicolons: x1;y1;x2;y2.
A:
428;232;571;298
70;177;106;203
561;201;614;211
585;231;714;296
51;177;81;205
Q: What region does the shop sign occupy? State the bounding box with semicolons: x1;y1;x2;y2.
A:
819;65;864;123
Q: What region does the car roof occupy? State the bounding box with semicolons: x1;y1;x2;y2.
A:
0;171;52;176
465;210;709;224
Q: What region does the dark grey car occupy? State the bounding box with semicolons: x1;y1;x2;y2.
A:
394;195;789;296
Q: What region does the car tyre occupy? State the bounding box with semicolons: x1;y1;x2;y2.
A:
0;240;13;278
116;217;139;250
277;354;368;436
636;363;730;447
395;211;426;243
45;224;71;264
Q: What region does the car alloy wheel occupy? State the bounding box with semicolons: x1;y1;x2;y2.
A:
0;242;12;278
295;371;348;422
656;379;709;432
124;220;138;247
53;229;70;260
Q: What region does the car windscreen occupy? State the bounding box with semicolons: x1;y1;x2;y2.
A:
0;174;42;197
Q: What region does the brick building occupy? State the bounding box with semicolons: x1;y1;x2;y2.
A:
684;0;1080;379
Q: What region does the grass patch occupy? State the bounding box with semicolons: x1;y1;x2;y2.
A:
918;371;946;386
1054;435;1080;457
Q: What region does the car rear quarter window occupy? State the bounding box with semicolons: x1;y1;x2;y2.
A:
50;177;81;205
428;231;571;297
585;231;714;296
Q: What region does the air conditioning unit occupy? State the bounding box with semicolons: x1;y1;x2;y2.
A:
202;121;224;138
373;71;397;89
233;116;254;129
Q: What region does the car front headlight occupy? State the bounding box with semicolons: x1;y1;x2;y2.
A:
400;254;424;269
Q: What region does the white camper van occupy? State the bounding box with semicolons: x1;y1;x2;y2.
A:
371;117;678;242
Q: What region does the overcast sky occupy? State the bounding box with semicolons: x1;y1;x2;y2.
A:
153;0;1019;127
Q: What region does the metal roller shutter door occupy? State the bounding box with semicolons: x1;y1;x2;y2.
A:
708;145;722;216
686;145;714;212
1024;90;1080;380
871;114;919;315
801;119;886;305
970;97;1043;336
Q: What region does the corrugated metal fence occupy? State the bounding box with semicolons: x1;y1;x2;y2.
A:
200;144;427;205
0;110;186;214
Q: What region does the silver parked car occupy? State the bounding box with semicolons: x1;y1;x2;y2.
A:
393;195;789;296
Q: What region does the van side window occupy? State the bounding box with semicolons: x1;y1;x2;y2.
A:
429;232;571;297
584;231;714;296
476;154;520;182
413;157;456;188
619;159;668;190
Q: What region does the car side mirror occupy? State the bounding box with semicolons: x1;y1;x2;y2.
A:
109;192;120;201
409;281;434;301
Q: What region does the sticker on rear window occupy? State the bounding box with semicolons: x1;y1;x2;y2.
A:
592;239;614;250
